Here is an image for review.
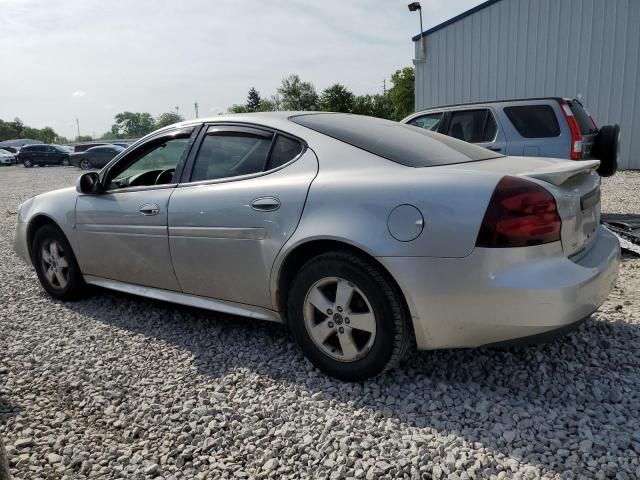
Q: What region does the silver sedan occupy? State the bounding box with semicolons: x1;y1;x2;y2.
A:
13;113;620;380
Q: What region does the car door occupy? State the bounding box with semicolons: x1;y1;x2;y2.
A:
32;145;45;163
445;108;506;154
44;145;58;164
93;147;110;167
74;127;199;290
168;124;318;309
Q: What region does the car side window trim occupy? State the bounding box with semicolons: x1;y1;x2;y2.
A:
99;125;201;194
178;123;308;186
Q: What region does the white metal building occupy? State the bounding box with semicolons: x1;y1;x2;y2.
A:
412;0;640;169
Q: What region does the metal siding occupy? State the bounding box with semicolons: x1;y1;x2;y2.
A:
414;0;640;169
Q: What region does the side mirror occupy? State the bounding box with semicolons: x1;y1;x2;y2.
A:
76;172;102;194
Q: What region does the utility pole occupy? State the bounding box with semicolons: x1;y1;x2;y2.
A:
194;101;199;119
175;106;179;116
76;118;81;140
383;79;387;96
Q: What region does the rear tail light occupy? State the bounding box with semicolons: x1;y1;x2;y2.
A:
561;101;583;160
476;176;562;248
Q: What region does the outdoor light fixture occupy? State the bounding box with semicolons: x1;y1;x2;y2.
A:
408;2;424;39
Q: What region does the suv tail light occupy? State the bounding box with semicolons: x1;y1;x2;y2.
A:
561;101;583;160
476;176;562;248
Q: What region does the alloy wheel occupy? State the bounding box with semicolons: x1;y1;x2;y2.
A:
40;239;69;290
80;159;91;170
303;276;377;362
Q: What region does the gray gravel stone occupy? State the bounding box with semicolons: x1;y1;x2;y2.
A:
1;166;640;479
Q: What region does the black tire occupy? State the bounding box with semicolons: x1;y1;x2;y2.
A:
594;124;619;177
287;251;412;381
22;159;32;168
32;224;86;300
80;159;92;170
61;158;70;167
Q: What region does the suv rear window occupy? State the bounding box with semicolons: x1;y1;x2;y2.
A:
567;100;596;135
290;113;501;167
504;105;561;138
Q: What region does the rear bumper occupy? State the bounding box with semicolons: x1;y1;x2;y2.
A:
379;226;620;350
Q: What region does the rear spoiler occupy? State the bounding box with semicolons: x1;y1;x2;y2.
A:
520;160;600;186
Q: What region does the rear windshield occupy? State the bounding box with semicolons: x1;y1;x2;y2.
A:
568;100;596;134
290;113;502;167
504;105;561;138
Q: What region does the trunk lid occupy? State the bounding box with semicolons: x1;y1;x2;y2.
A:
449;156;601;258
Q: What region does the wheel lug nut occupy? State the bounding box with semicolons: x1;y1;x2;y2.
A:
345;318;350;324
337;306;343;312
328;322;334;328
327;309;332;315
339;327;344;334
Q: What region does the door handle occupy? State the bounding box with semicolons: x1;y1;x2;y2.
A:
250;197;280;212
139;203;160;216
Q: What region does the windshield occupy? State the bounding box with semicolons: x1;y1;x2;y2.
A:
291;113;503;167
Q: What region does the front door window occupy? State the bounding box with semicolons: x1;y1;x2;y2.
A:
105;132;192;190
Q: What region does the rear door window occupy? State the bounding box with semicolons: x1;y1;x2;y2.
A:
447;109;496;143
191;132;272;182
504;105;561;138
408;112;443;131
266;135;303;170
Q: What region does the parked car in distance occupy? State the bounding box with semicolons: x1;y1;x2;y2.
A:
0;149;17;165
18;144;70;167
70;145;125;170
14;113;620;381
110;142;130;149
0;146;20;155
402;97;619;177
73;142;108;153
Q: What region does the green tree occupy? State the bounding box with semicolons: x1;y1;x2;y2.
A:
319;84;355;113
278;74;318;111
11;118;24;137
156;112;184;129
351;94;392;119
387;67;415;120
228;104;249;113
111;112;156;137
246;87;262;112
100;130;119;140
38;127;57;144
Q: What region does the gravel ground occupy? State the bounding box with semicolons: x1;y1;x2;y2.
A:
1;165;639;480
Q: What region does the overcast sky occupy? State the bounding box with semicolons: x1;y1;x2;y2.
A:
1;0;481;139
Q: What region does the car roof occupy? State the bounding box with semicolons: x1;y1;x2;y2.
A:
405;98;587;121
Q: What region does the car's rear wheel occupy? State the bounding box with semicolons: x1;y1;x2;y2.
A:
80;159;92;170
22;159;32;168
32;224;86;300
288;251;412;381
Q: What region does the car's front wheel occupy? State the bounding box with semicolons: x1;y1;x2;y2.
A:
61;158;70;167
288;251;412;381
32;224;86;300
80;159;92;170
22;159;32;168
